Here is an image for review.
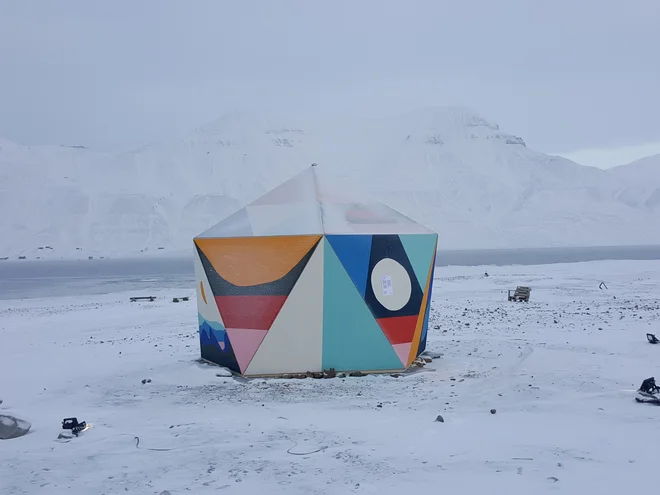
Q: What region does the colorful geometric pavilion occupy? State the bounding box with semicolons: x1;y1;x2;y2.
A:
193;165;438;376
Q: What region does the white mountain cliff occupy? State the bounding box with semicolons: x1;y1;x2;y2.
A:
610;154;660;211
1;107;659;259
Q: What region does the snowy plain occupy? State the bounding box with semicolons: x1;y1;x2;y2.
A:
2;259;660;494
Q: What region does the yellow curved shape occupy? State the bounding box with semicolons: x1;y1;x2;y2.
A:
200;281;207;305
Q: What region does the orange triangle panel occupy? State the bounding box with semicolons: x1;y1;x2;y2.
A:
376;315;418;345
407;259;434;366
195;235;322;287
215;295;287;330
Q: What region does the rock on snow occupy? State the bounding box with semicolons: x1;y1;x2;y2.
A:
0;415;31;440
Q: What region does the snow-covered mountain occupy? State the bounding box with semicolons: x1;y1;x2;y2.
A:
609;154;660;211
2;107;660;259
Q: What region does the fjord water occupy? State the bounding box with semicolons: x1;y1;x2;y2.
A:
2;245;660;300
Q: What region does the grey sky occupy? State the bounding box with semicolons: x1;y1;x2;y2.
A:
1;0;659;160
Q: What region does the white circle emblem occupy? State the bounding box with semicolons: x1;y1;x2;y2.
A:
370;258;412;311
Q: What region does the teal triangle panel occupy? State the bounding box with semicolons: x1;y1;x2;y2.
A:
322;238;404;372
325;234;372;298
399;233;438;291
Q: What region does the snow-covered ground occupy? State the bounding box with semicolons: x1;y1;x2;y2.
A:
2;260;660;494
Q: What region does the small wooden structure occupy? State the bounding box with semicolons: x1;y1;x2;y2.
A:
508;286;531;302
130;296;156;302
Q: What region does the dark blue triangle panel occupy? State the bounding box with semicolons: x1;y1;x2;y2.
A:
418;252;437;355
198;314;241;373
325;234;373;298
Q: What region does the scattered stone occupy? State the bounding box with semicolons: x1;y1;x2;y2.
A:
215;367;233;378
376;403;383;408
349;371;366;377
323;368;337;378
421;357;433;363
0;414;31;440
421;351;442;360
390;373;401;378
435;415;445;423
490;409;497;414
547;477;559;482
141;378;152;384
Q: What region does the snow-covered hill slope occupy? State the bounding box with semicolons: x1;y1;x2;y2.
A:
609;154;660;211
2;107;660;259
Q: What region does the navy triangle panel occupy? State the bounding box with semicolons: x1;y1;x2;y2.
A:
199;320;241;373
325;234;373;298
364;234;424;319
195;239;320;296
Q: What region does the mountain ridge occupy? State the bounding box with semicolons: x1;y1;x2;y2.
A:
1;107;659;259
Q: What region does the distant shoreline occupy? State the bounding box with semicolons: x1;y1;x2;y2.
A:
435;244;660;267
1;245;660;277
1;246;659;301
3;244;660;268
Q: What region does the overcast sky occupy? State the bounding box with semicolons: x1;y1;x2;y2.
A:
1;0;659;167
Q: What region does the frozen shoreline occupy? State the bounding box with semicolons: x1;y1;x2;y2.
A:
3;246;660;302
1;259;660;494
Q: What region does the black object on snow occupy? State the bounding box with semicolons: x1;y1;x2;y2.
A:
647;333;659;344
62;417;87;436
638;377;660;395
636;377;660;405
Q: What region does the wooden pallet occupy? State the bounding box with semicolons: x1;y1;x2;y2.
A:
130;296;156;302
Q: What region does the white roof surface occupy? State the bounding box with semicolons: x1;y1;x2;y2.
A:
196;165;434;238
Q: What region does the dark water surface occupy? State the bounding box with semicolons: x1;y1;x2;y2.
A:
1;245;659;300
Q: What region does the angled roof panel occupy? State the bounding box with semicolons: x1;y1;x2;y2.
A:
195;164;434;238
